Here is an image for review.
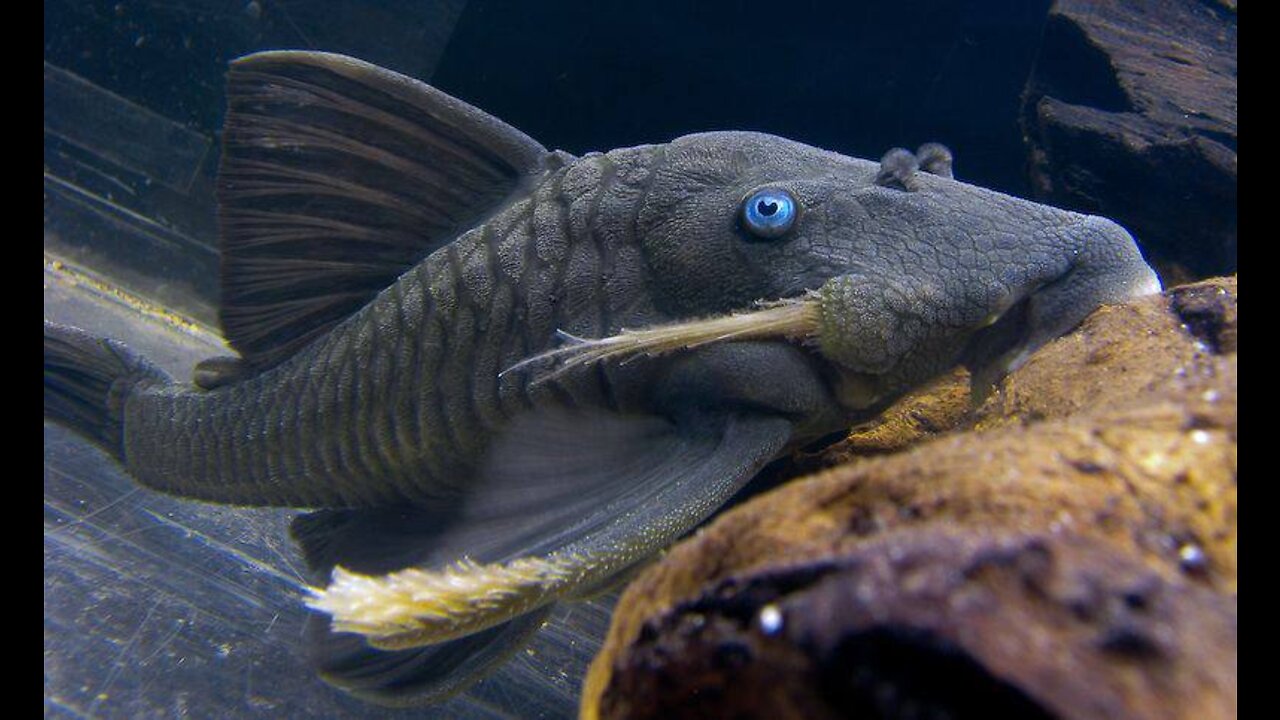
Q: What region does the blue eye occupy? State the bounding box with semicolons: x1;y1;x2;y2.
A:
741;188;797;239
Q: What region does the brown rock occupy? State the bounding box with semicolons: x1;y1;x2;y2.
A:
974;275;1236;428
599;530;1235;720
825;367;972;459
581;277;1237;719
1021;0;1236;282
1170;276;1237;353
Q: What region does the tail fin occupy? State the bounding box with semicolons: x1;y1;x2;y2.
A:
43;321;171;458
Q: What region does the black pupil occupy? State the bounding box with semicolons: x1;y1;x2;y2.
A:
757;199;779;217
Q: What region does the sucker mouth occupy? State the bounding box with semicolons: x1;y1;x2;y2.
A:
828;366;893;411
957;293;1036;399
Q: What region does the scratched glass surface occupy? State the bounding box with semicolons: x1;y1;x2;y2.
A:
44;275;613;719
44;2;611;718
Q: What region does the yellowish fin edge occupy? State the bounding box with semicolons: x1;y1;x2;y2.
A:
306;554;582;647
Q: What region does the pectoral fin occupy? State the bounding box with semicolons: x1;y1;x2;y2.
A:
306;410;793;650
294;505;569;705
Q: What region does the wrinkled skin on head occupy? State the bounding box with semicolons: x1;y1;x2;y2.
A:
633;132;1160;409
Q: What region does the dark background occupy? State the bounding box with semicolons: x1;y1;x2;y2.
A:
46;0;1053;197
432;0;1052;195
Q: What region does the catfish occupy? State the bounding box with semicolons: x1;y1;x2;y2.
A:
43;51;1161;705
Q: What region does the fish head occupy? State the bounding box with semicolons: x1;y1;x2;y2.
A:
635;131;1161;410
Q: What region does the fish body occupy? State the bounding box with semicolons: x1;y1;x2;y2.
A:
43;51;1160;704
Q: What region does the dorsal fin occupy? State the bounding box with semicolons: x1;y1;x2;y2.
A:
217;50;557;371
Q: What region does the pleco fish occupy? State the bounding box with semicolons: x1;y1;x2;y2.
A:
43;51;1162;705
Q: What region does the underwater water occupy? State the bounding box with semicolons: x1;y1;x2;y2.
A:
49;1;1189;718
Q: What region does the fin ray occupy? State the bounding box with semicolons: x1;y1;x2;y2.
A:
306;410;794;647
43;321;171;456
307;606;553;706
217;51;556;372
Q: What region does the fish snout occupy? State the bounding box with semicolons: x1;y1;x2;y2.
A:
1009;215;1161;362
811;214;1161;408
958;214;1162;394
1066;215;1163;301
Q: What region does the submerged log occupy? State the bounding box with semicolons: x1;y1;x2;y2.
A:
1021;0;1237;283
